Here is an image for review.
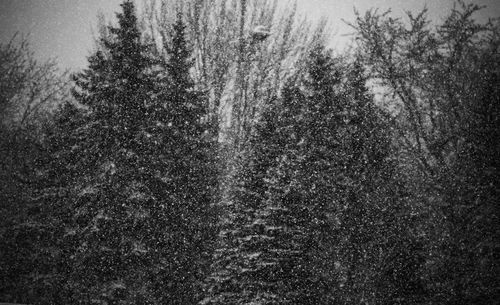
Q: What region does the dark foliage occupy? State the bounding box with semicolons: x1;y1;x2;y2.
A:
1;1;499;305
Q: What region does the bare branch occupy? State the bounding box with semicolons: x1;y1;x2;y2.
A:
0;35;70;128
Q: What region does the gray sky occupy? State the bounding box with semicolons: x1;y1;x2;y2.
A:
1;0;499;71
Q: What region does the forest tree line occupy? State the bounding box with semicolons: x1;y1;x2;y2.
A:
0;0;498;304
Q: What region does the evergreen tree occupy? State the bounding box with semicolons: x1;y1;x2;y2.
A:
267;46;348;304
68;1;161;303
146;13;217;304
203;45;418;305
200;109;286;304
206;45;347;304
33;3;217;304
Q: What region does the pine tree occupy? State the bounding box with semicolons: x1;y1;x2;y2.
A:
146;13;217;304
211;46;418;305
200;45;344;304
68;1;161;303
267;46;346;304
54;3;217;303
200;112;286;304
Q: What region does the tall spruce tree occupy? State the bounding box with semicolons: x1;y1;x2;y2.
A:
206;45;417;305
201;45;362;304
200;105;287;304
65;3;217;304
146;13;217;304
68;1;161;303
267;46;348;304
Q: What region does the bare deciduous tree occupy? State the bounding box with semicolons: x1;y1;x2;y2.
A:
142;0;329;143
349;3;498;179
0;34;69;128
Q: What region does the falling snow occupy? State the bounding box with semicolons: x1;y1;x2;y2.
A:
1;0;499;305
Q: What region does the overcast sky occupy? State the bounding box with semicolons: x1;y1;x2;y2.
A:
1;0;499;71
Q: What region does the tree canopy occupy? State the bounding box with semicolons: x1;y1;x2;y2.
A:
1;1;498;304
